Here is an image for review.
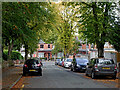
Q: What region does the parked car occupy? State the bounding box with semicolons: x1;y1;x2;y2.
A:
64;58;73;68
58;59;62;66
35;58;43;66
71;58;88;72
62;59;65;67
85;58;117;79
23;59;42;76
55;59;61;65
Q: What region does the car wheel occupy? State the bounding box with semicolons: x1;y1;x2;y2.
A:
91;72;96;79
85;71;88;76
23;71;26;76
39;71;42;76
85;73;88;76
73;67;76;72
112;75;116;79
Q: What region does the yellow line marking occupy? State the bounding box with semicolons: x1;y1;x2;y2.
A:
21;84;24;88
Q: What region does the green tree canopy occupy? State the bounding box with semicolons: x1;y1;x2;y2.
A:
2;2;59;60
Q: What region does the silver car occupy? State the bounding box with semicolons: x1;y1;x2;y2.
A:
55;59;61;65
64;58;73;68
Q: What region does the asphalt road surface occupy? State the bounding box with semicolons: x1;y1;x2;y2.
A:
14;61;118;88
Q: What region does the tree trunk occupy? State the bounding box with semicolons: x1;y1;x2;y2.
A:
2;45;3;58
8;41;11;60
92;3;105;58
8;39;14;60
25;44;28;60
97;43;104;58
54;53;56;61
18;44;21;51
30;52;32;59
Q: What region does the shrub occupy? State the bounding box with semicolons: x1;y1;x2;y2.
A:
11;51;22;60
3;50;8;60
50;58;54;60
40;57;46;60
3;50;23;60
20;55;24;60
56;58;61;59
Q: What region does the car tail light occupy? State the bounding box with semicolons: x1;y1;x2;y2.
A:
37;64;41;67
24;64;28;68
115;65;117;69
95;65;97;68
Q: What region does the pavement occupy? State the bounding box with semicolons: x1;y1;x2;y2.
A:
12;61;120;88
2;64;23;89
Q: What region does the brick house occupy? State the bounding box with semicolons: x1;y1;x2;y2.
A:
33;40;53;60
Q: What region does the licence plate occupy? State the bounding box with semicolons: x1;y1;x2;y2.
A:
29;70;36;71
102;67;110;69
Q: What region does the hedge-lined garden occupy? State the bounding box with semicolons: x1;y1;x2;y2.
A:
3;50;23;61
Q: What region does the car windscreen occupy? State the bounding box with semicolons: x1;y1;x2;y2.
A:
25;60;39;65
66;59;72;62
57;59;60;61
76;59;88;64
98;59;114;64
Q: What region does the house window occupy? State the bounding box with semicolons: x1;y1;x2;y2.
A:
48;44;50;48
40;45;44;48
38;53;44;58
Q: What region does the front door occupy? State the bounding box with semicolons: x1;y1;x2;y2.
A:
48;53;50;60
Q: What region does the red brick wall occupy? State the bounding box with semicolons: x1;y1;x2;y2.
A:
44;44;48;49
38;44;53;49
82;44;86;49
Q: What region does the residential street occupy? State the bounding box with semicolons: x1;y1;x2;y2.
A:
13;61;119;88
2;2;120;89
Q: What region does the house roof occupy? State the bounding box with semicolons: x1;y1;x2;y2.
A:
39;40;45;44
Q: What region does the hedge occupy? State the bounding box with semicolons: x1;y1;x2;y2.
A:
40;57;46;60
3;50;8;60
3;50;23;60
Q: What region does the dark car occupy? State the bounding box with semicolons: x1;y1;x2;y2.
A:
58;59;62;66
23;59;42;76
85;58;117;79
55;59;61;65
71;58;88;72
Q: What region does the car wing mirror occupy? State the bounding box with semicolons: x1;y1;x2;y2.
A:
87;63;89;65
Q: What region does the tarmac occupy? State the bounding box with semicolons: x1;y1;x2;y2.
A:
1;63;120;89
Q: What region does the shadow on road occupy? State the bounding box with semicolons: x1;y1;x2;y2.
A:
22;73;42;77
94;76;116;80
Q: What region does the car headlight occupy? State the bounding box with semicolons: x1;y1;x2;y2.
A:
77;64;80;67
